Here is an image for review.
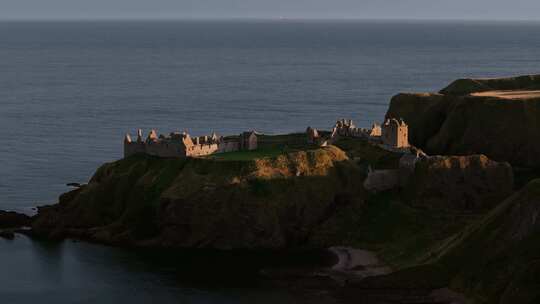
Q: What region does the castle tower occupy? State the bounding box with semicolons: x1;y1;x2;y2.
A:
147;129;158;142
182;133;194;147
137;129;143;143
370;123;382;137
239;131;257;151
124;132;145;158
382;118;409;148
306;127;319;144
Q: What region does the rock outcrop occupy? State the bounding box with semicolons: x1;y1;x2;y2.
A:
386;75;540;168
0;210;31;228
404;155;514;210
31;146;367;249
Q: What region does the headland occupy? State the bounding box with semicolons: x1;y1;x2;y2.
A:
2;74;540;304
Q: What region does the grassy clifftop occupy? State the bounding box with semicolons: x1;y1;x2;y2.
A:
32;144;368;249
386;75;540;168
440;74;540;95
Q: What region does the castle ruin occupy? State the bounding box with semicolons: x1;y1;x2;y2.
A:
306;119;384;147
124;129;257;158
306;118;409;150
381;118;409;148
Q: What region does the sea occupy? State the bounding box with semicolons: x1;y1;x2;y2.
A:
1;20;539;303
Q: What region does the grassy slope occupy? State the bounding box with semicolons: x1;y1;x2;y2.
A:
311;190;479;268
208;148;284;161
333;137;403;170
312;137;478;268
426;179;540;304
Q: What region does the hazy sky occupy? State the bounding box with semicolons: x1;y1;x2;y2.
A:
1;0;540;21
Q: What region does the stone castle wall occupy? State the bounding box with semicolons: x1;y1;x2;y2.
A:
124;130;256;159
218;141;240;153
186;143;220;157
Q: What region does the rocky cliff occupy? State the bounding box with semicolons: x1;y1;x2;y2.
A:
386;75;540;168
31;146;368;250
24;135;528;302
404;155;514;211
30;138;517;252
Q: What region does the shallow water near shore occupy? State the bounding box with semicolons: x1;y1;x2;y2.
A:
1;20;540;302
0;234;335;303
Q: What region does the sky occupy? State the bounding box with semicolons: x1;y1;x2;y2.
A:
1;0;540;21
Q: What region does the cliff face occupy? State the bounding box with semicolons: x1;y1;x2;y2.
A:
32;146;367;250
386;75;540;168
405;155;514;211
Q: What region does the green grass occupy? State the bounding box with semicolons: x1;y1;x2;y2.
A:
257;133;313;150
333;137;404;169
206;133;318;161
208;148;286;161
312;191;480;268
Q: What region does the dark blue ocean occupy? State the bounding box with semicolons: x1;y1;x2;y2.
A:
1;20;540;303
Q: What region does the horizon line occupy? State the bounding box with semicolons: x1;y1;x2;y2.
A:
0;16;539;23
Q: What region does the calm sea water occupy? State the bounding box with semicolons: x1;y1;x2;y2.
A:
1;20;540;303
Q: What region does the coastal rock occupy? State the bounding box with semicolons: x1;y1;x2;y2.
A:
404;154;514;210
0;210;31;228
32;146;367;249
0;230;15;240
386;75;540;168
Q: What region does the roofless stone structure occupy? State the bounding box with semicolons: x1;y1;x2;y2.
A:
124;129;257;158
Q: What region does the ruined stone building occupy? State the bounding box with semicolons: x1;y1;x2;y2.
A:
382;118;409;148
124;129;257;158
363;151;424;192
306;119;383;147
239;131;258;151
369;123;382;137
306;126;331;146
306;127;319;144
333;119;383;139
306;119;385;147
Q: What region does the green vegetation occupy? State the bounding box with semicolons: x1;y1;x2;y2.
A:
423;179;540;304
33;144;361;249
207;133;319;161
333;137;403;169
257;133;315;151
208;148;285;161
440;74;540;95
311;191;479;268
35;128;540;303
